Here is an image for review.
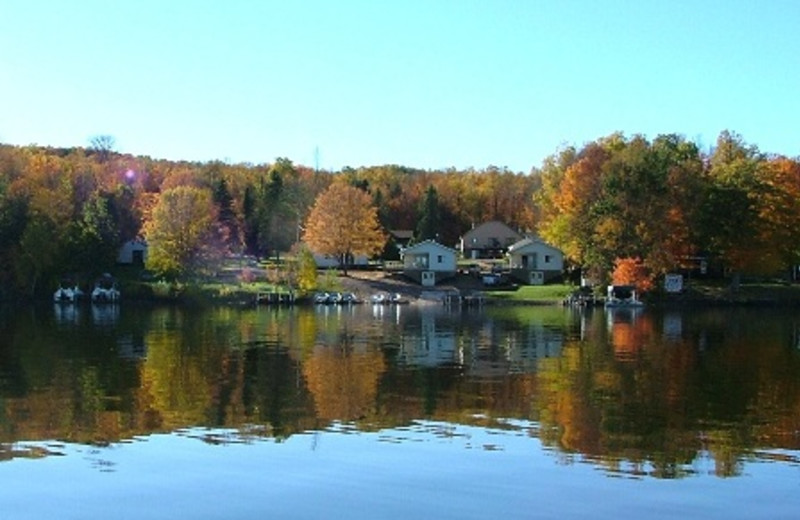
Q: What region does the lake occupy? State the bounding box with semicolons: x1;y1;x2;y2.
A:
1;302;799;519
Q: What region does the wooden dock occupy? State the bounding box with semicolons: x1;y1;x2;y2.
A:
255;292;296;305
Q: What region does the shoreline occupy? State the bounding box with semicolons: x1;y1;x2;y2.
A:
26;270;800;309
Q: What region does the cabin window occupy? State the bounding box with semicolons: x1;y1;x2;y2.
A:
545;255;551;263
437;255;443;264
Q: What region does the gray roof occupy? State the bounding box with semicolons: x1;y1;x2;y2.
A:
507;237;562;254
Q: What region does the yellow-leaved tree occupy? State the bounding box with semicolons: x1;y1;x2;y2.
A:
144;186;222;279
303;182;385;275
294;245;318;294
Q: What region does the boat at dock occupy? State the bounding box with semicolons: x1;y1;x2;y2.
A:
91;273;120;303
370;292;409;305
314;292;361;304
54;281;83;303
605;285;644;308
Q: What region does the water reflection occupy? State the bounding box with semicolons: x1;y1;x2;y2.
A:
606;306;646;361
2;303;800;479
397;309;458;367
53;302;81;325
53;302;121;328
90;303;120;327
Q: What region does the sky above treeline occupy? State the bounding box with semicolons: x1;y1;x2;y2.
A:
1;0;798;173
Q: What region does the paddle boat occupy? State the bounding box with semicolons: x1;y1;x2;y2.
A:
91;273;120;303
54;279;83;303
605;285;644;308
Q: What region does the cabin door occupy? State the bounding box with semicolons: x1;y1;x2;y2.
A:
132;250;145;266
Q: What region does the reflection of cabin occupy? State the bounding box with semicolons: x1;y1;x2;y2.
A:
501;325;564;373
401;240;457;286
397;312;458;366
507;237;564;285
117;239;148;265
460;221;522;259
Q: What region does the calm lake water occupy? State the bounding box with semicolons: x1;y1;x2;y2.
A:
1;302;800;519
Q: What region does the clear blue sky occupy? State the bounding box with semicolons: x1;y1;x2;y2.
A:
1;0;798;172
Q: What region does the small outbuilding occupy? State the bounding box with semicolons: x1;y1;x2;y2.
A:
117;238;148;265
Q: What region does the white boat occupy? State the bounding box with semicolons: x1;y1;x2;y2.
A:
389;292;408;304
91;274;120;303
315;291;360;304
605;285;644;307
54;281;83;303
341;292;360;304
371;292;409;305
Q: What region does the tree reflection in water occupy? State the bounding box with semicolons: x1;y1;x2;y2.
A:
2;303;800;478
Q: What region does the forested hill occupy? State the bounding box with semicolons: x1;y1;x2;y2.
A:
1;130;799;300
0;141;539;299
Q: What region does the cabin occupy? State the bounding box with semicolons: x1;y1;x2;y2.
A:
384;229;415;260
506;237;564;285
460;221;522;259
117;238;148;265
401;240;458;286
388;229;415;249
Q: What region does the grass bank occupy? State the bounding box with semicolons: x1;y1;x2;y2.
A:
484;281;800;306
650;281;800;306
483;284;575;304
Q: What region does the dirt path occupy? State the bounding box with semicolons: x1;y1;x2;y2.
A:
336;271;422;299
335;271;485;301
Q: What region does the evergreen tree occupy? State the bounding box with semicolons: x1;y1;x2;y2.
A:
257;169;284;258
243;185;259;256
415;185;440;242
212;176;240;252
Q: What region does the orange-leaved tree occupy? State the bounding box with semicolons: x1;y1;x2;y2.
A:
611;257;654;292
302;182;386;275
754;156;800;275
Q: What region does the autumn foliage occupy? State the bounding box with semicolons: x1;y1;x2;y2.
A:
144;186;222;278
611;257;654;292
537;131;800;285
1;128;799;298
302;182;386;272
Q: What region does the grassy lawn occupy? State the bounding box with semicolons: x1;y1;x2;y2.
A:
484;281;800;306
485;284;575;303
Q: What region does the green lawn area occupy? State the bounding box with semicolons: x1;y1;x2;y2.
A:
485;284;575;303
484;281;800;305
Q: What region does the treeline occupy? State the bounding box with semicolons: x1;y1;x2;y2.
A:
537;131;800;285
0;142;538;299
1;130;798;299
